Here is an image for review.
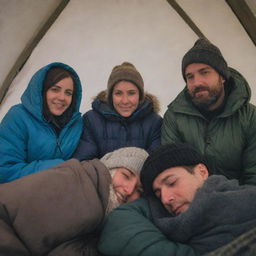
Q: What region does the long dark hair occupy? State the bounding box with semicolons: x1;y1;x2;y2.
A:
42;67;77;134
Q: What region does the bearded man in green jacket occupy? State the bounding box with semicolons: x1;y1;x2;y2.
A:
161;38;256;185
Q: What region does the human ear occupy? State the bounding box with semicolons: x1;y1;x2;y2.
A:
220;75;225;84
196;163;209;180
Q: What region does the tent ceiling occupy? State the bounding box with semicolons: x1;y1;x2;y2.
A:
226;0;256;46
0;0;255;115
0;0;68;104
169;0;256;46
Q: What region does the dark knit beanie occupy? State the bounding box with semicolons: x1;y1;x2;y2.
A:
107;62;144;105
140;143;208;195
182;38;229;81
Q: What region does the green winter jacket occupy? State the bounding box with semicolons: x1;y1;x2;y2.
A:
161;68;256;185
98;198;199;256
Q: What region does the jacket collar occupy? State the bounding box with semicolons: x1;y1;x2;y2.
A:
169;67;250;119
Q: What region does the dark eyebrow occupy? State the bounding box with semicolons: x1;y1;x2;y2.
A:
185;66;211;77
199;67;211;72
52;85;61;88
126;169;136;177
153;174;174;193
185;72;193;78
161;174;174;184
51;85;73;91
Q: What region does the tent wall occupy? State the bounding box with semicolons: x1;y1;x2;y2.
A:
0;0;65;104
0;0;255;121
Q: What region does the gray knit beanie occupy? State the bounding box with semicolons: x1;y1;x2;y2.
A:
140;143;208;195
101;147;149;176
107;62;144;105
182;38;229;81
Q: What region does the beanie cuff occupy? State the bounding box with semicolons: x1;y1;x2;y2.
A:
107;63;144;104
140;143;207;195
181;39;229;82
100;147;149;177
182;50;229;81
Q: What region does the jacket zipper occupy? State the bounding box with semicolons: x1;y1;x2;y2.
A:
56;139;63;155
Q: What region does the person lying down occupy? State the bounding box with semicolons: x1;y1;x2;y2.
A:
0;146;148;256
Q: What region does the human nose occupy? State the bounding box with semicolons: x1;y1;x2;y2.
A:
120;94;129;104
124;181;136;196
190;74;203;87
161;187;174;205
57;91;66;100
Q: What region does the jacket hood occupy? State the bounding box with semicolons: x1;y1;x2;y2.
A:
225;67;251;108
93;90;160;114
169;67;251;117
21;62;82;122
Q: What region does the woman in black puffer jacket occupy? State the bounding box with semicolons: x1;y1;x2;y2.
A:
73;62;162;161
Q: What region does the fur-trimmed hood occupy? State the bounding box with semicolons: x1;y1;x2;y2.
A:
93;90;160;114
73;90;162;160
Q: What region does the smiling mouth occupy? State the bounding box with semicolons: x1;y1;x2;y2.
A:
116;192;127;203
194;87;209;95
120;107;131;111
196;89;207;93
53;103;66;108
193;91;209;99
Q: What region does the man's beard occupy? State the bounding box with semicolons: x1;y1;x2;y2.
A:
188;79;224;111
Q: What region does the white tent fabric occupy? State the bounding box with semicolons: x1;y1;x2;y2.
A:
0;0;255;120
0;0;63;103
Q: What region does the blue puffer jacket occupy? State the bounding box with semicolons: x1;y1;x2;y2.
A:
0;62;83;183
73;91;162;160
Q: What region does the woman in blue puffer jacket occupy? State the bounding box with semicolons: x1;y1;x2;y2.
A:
73;62;162;161
0;62;83;183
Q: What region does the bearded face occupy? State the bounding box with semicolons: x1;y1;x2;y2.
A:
185;63;225;111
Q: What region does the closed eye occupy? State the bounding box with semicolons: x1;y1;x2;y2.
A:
122;172;130;179
166;181;176;187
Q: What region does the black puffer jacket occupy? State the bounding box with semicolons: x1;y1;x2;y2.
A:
73;91;162;160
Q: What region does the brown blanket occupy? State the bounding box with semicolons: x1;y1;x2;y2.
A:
0;158;111;256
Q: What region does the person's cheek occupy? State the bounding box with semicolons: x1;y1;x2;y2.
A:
127;191;141;202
